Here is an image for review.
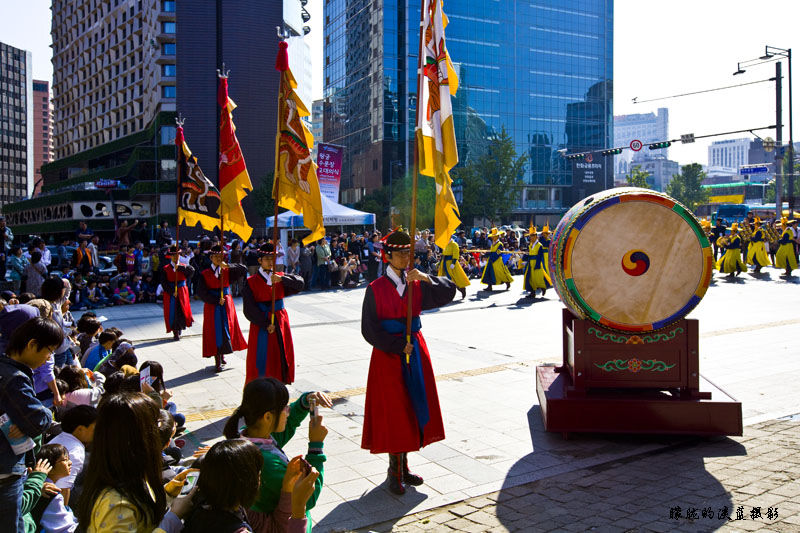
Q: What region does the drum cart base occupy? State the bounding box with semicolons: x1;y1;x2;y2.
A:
536;309;742;437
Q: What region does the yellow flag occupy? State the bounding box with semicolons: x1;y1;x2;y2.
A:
416;0;460;249
274;41;325;245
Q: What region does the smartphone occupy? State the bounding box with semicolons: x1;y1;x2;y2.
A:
299;458;312;476
309;397;319;421
180;472;199;496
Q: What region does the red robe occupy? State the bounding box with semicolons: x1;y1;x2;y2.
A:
360;274;455;454
198;265;248;358
161;262;194;333
241;271;304;385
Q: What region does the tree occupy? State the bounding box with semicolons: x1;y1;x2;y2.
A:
453;126;528;226
665;163;709;213
763;157;800;207
249;172;276;220
626;165;651;188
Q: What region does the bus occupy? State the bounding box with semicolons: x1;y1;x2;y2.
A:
701;181;767;205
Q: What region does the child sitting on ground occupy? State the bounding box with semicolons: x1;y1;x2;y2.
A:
81;330;116;371
48;405;97;507
35;443;79;533
112;280;136;305
140;360;185;429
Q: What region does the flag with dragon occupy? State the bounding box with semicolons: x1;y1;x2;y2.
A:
273;40;325;245
416;0;460;249
176;123;221;232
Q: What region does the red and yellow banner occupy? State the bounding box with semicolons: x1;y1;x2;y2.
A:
218;75;253;241
176;124;220;232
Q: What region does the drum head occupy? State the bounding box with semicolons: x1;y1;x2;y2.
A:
567;198;709;330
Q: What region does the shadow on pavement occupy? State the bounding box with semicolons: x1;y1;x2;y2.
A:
165;366;221;388
135;338;179;349
494;404;742;531
314;484;427;533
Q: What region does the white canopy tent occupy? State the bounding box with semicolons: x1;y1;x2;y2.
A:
265;194;376;229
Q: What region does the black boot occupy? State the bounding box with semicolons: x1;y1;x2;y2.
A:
214;353;223;373
458;287;466;299
173;330;181;341
402;453;423;486
387;454;406;495
486;285;493;291
505;282;511;290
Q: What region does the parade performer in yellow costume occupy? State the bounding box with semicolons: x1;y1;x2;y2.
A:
776;217;798;276
716;223;746;277
701;219;715;271
522;224;552;297
480;228;513;291
746;217;770;274
437;233;470;299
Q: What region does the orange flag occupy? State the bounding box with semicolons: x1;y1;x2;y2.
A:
218;75;253;241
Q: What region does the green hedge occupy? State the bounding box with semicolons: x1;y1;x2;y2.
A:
129;180;177;196
41;111;177;174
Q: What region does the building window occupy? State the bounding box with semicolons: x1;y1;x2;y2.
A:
162;64;176;77
162;86;176;98
162;43;176;55
162;0;176;12
162;21;176;34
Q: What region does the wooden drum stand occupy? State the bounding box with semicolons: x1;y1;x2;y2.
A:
536;309;742;438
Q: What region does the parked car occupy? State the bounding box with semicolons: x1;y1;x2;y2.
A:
45;246;116;277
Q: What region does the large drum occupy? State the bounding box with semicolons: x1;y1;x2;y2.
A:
549;188;713;333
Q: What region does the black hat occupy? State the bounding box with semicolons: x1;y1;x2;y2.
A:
258;243;275;256
208;244;224;255
165;245;180;257
384;229;411;251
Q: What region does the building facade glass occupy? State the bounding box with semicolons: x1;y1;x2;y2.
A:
324;0;613;215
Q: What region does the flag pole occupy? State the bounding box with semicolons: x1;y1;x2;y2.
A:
406;0;427;363
217;66;229;305
174;115;184;298
271;32;288;333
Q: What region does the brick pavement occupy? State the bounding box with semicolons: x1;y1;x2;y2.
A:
359;420;800;533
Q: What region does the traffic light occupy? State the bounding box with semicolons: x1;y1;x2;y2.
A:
648;141;671;150
602;148;623;156
564;152;585;160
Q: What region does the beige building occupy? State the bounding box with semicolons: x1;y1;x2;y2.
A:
50;0;176;160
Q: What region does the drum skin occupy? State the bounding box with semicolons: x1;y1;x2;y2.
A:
549;188;713;333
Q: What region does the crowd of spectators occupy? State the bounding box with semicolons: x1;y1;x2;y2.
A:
0;275;324;532
3;216;546;307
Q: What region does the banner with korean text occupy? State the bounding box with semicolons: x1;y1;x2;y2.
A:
316;143;343;203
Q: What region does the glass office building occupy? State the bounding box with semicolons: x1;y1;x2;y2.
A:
324;0;613;216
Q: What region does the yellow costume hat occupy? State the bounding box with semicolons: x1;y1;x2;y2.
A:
488;227;504;239
541;221;551;235
528;223;537;237
730;223;739;232
700;217;711;229
781;216;789;227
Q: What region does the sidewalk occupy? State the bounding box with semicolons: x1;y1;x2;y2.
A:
77;268;800;532
358;419;800;533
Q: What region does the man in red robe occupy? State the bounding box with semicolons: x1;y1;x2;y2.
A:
197;244;248;372
361;229;456;495
241;243;304;385
161;245;194;340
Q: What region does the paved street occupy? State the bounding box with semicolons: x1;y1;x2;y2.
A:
79;268;800;532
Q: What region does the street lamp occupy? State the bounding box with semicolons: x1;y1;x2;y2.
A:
735;46;793;215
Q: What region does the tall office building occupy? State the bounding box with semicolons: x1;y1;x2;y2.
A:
613;108;668;181
310;98;324;160
324;0;613;216
32;79;54;196
176;0;312;231
50;0;176;160
0;42;33;208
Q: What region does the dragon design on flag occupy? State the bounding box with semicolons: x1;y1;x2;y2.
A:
279;85;312;195
181;156;220;213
